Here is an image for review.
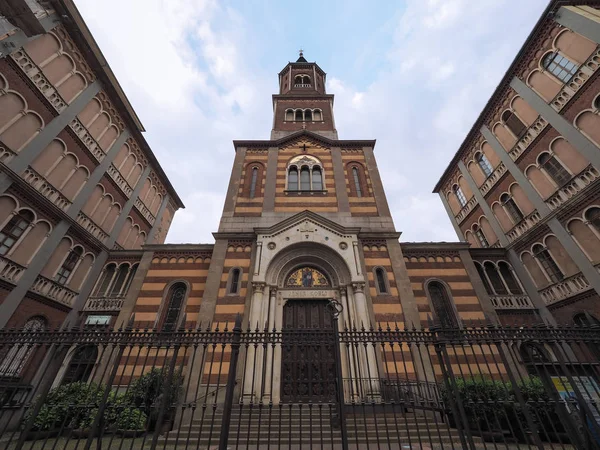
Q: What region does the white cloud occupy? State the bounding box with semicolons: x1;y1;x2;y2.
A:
74;0;547;244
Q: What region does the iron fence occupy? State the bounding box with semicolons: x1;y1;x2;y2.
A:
0;317;598;449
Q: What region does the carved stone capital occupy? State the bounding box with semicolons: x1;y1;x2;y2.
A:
351;282;365;294
338;285;348;297
252;282;265;293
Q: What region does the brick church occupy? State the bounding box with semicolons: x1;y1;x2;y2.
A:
1;0;600;396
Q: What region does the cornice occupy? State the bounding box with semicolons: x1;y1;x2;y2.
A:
401;242;471;252
359;232;402;240
233;130;376;150
254;210;361;237
142;243;215;252
278;62;326;77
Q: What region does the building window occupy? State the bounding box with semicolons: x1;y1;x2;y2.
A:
498;262;523;294
313;109;322;121
476;153;493;177
453;185;467;207
352;167;363;197
574;312;600;327
249;167;258;199
295;110;303;121
375;268;388;294
55;246;83;285
594;95;600;111
294;75;311;87
300;166;311;190
160;283;187;331
285;109;294;121
0;316;46;377
0;210;34;255
427;281;459;329
288;167;299;191
539;153;571;186
312;166;323;190
228;268;241;295
109;264;130;296
62;345;98;384
93;263;116;296
543;52;578;83
501;110;526;138
484;262;508;295
475;263;494;295
501;193;524;224
520;343;550;363
533;244;563;283
473;225;489;248
585;207;600;231
305;109;312;121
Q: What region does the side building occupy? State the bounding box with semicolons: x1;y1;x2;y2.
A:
0;0;184;345
435;2;600;326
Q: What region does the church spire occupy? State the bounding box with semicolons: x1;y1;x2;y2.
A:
296;48;307;63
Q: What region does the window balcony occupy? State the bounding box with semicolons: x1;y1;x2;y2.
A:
539;271;591;306
0;143;17;165
0;255;26;286
107;164;133;197
22;166;72;212
76;212;109;244
83;295;125;312
545;164;600;211
30;274;78;307
490;294;535;310
455;196;477;224
549;48;600;113
134;197;156;225
506;210;542;243
508;116;549;161
294;84;311;88
479;162;507;196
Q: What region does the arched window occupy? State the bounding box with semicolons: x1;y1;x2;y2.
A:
500;193;523;224
538;153;571;186
498;262;522;294
0;210;34;255
520;343;550;363
484;262;507;295
501;110;526;138
375;268;388;294
304;110;312;121
123;263;138;294
288;167;299;191
300;166;311;190
249;167;258;199
160;283;187;331
533;244;563;283
312;166;323;190
109;264;130;296
476;153;493;177
453;185;467;207
543;52;578;83
93;263;116;296
573;312;600;327
584;207;600;231
62;345;98;384
352;167;363;197
473;225;489;248
285;109;294;121
594;95;600;111
294;75;303;85
228;268;241;295
427;281;459;329
55;246;83;285
475;263;493;295
295;110;303;121
303;76;311;85
0;316;46;377
313;109;322;121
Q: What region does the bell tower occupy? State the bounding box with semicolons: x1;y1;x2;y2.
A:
271;51;338;140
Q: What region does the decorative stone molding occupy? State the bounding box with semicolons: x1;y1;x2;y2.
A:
506;211;542;243
134;197;155;225
490;294;535;310
508;116;549;161
69;117;106;163
540;271;591;305
83;296;125;312
352;282;365;294
30;273;78;307
252;282;265;293
54;26;96;82
0;144;17;164
22;166;72;211
0;256;26;285
546;165;600;211
76;212;109;244
107;164;133;197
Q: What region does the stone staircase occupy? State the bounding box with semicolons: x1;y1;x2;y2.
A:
157;406;473;448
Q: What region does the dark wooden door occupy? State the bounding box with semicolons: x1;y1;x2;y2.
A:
280;300;337;403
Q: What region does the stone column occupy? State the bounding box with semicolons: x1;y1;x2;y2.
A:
555;6;600;44
243;282;265;401
262;286;277;401
352;282;379;397
339;286;359;401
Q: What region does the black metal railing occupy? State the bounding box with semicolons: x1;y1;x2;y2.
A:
0;318;599;449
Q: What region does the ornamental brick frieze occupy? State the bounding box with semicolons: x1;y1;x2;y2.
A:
339;149;363;154
95;92;125;132
148;172;167;197
4;57;59;117
403;254;462;264
360;240;388;251
125;138;148;166
246;149;269;154
227;240;254;252
280;138;327;151
53;26;96;83
517;24;562;81
151;251;213;264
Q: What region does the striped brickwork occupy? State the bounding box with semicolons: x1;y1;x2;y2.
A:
341;150;378;217
234;150;268;216
274;140;338;213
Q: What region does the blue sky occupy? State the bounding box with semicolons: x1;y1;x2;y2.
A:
73;0;548;244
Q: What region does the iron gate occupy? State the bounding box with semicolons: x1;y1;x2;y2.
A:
0;316;599;449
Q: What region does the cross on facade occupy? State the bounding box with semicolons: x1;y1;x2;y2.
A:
301;143;308;152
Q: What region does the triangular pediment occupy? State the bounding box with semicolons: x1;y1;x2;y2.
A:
255;210;360;239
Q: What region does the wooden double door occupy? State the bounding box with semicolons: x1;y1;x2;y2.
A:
280;300;338;403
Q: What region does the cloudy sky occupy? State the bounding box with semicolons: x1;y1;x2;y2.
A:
74;0;548;244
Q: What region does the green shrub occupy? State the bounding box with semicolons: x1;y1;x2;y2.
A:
116;408;147;431
126;368;182;417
